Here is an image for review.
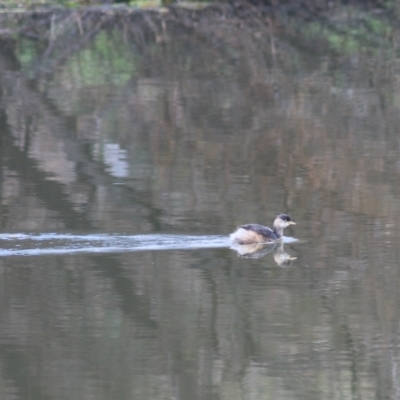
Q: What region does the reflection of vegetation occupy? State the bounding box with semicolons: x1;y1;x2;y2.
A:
304;10;393;54
2;4;400;400
17;29;139;86
17;38;40;71
128;0;162;8
63;31;138;87
367;17;391;36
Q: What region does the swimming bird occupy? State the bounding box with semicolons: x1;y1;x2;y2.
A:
230;214;296;245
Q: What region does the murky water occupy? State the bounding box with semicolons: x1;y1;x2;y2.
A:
1;4;400;399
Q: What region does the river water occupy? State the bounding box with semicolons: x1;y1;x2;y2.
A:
0;4;400;399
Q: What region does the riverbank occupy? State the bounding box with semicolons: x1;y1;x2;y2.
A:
0;0;397;64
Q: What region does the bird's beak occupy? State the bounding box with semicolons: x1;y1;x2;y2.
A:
289;221;296;225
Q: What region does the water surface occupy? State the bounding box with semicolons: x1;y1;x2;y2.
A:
1;4;400;399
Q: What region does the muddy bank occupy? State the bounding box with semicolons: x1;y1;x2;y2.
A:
0;0;395;42
0;0;397;75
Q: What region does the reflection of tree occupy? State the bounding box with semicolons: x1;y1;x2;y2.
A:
4;5;400;235
0;38;168;231
0;4;400;399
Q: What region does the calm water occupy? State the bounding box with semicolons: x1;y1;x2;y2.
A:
1;4;400;399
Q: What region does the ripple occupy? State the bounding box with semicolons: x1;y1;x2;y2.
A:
0;233;298;257
0;233;231;257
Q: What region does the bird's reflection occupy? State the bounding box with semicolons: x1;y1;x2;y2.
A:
231;241;297;265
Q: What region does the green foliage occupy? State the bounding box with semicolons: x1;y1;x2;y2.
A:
16;28;142;93
366;17;391;36
17;39;40;74
0;0;95;7
128;0;162;8
304;10;393;55
64;30;139;88
0;0;166;8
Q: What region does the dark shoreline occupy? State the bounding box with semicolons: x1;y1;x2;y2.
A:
0;0;393;40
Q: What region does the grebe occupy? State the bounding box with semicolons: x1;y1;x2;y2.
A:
230;214;296;245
